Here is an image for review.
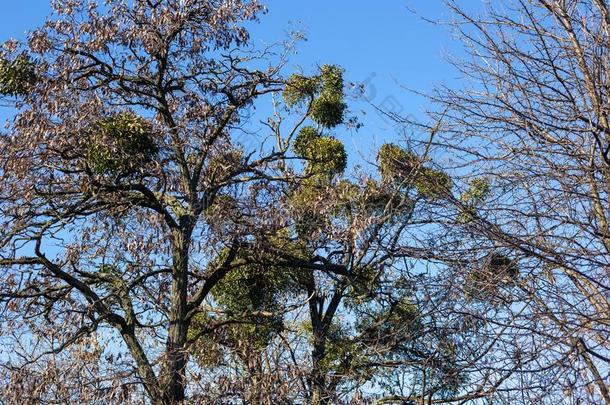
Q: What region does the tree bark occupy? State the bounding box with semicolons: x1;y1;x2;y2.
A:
310;329;328;405
308;288;328;405
162;226;192;403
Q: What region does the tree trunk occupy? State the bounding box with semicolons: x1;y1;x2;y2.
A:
306;278;329;405
162;227;192;403
310;326;329;405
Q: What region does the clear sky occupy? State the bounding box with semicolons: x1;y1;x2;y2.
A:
251;1;465;151
0;1;467;155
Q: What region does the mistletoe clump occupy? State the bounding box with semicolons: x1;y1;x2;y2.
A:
293;126;347;177
0;54;36;96
293;126;321;156
356;299;419;342
413;167;451;198
320;325;360;375
86;112;158;176
461;178;490;204
284;64;347;129
310;93;346;129
377;143;451;198
319;64;343;93
310;65;347;128
210;244;307;349
344;265;380;306
283;74;320;107
352;297;420;379
458;178;490;223
306;137;347;176
215;268;286;349
377;143;419;184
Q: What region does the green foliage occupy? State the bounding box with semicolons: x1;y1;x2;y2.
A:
206;241;309;349
214;262;292;314
311;65;346;128
293;125;347;178
306;137;347;176
320;325;358;374
0;53;36;96
346;298;421;381
458;178;490;223
283;74;320;107
293;126;321;157
319;64;344;94
344;265;380;306
86;112;158;175
187;312;214;342
215;266;285;349
377;143;419;184
390;300;419;324
291;178;324;208
461;178;490;205
311;92;346;128
286;66;348;192
356;299;419;341
301;321;361;376
377;143;451;198
284;64;347;128
413;167;451;198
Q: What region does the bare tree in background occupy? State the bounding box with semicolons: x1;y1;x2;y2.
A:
421;0;610;403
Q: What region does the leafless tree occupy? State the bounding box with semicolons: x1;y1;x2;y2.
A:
418;1;610;403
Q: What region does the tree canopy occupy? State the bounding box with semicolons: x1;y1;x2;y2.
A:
0;1;608;405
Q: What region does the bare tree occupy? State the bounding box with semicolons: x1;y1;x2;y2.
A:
421;0;610;403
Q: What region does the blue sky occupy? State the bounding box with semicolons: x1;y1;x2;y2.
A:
252;2;464;150
0;1;467;155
